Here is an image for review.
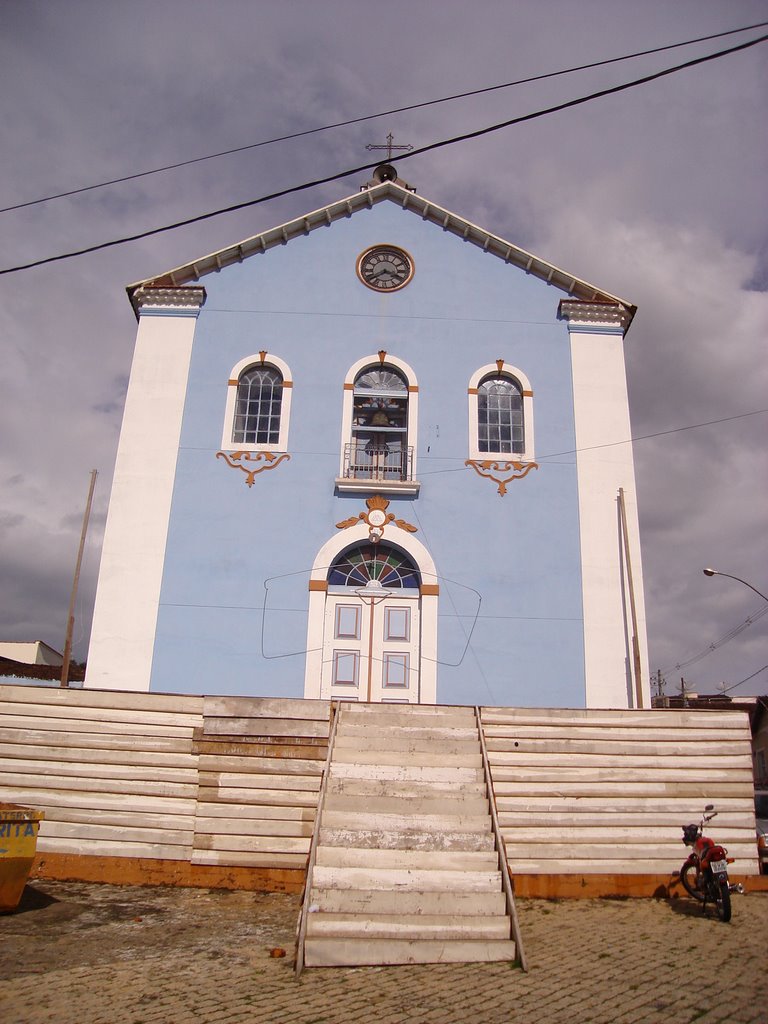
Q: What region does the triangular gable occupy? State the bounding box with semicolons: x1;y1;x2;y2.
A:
127;179;635;324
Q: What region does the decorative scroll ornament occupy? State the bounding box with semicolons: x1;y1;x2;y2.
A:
465;459;538;496
216;450;290;487
336;494;417;543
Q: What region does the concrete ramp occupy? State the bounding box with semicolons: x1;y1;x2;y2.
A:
301;704;518;968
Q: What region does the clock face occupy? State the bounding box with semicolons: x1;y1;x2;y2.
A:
357;246;414;292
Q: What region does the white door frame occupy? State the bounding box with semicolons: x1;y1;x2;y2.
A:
303;523;438;703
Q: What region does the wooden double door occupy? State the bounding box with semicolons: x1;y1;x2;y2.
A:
320;588;422;703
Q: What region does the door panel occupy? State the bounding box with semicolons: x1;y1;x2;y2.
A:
321;591;421;702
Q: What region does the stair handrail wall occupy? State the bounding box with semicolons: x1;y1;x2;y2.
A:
475;705;528;972
295;699;342;977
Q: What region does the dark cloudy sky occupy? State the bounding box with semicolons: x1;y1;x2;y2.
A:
1;1;766;697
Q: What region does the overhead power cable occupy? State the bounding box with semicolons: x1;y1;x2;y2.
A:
717;664;768;694
3;19;767;215
536;409;768;461
2;29;767;278
663;604;768;673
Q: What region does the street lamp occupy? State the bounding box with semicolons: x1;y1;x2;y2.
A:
702;568;768;603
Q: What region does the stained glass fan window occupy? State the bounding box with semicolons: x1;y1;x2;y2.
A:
328;543;420;589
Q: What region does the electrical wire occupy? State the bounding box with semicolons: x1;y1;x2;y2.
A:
179;407;768;465
535;409;768;462
4;19;767;216
2;30;767;278
717;664;768;694
663;604;768;673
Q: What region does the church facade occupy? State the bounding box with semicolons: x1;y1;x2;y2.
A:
85;167;650;709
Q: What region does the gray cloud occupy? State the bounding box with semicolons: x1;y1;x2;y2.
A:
1;0;766;692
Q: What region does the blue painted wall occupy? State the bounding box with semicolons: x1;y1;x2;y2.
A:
150;199;585;706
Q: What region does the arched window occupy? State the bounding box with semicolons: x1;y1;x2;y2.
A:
233;366;283;445
221;353;292;452
338;354;419;494
477;375;523;455
328;543;420;590
468;362;534;462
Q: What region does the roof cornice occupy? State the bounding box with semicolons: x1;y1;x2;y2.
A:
558;299;634;334
126;181;636;328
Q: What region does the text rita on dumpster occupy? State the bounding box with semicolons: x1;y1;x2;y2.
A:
0;822;37;837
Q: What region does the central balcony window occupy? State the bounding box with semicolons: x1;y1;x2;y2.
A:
337;363;419;495
342;440;414;482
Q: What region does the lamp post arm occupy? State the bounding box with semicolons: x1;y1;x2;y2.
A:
706;570;768;603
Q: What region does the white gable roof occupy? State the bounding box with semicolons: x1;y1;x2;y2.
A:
127;179;635;324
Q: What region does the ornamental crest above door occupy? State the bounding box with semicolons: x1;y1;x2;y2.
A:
336;495;417;544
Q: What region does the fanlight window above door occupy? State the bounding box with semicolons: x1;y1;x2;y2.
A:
328;543;420;590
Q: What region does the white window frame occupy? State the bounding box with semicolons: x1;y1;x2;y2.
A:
337;353;419;494
221;353;293;452
468;362;534;462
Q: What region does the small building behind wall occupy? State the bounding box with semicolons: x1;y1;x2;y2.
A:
0;641;63;667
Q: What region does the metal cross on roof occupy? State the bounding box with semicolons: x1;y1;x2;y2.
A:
365;132;413;161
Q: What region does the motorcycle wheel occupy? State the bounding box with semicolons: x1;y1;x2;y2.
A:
711;879;732;923
680;863;705;901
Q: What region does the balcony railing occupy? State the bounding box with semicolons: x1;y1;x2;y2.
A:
342;442;414;482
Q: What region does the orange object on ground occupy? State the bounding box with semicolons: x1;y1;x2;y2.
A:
0;803;45;912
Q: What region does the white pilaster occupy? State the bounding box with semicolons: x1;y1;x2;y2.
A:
561;302;650;709
85;288;204;691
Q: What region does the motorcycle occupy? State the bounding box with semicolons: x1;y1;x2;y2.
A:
678;804;742;922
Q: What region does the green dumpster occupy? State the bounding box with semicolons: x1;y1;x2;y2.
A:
0;803;45;912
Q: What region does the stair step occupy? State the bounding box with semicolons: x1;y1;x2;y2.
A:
323;793;489;816
342;703;475;718
311;865;503;892
319;827;496;852
309;887;508;916
306;912;511;940
333;747;483;767
337;724;479;741
303;937;517;967
321;810;493;833
334;734;480;753
326;778;487;798
330;762;483;783
315;847;499;871
340;712;476;730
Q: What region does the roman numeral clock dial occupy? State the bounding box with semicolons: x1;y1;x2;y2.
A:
357;246;414;292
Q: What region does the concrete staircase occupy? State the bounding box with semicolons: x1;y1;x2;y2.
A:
302;703;518;967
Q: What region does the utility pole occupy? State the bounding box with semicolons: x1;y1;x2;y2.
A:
652;669;665;699
679;676;689;706
61;469;97;688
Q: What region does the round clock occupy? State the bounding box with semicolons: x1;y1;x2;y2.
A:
357;245;414;292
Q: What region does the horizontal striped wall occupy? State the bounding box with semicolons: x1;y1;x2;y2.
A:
1;687;759;890
0;685;329;877
481;706;759;876
193;696;329;871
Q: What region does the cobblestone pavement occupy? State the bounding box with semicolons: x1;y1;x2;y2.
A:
1;880;766;1024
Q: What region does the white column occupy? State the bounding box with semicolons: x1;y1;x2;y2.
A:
85;288;204;691
563;303;650;709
